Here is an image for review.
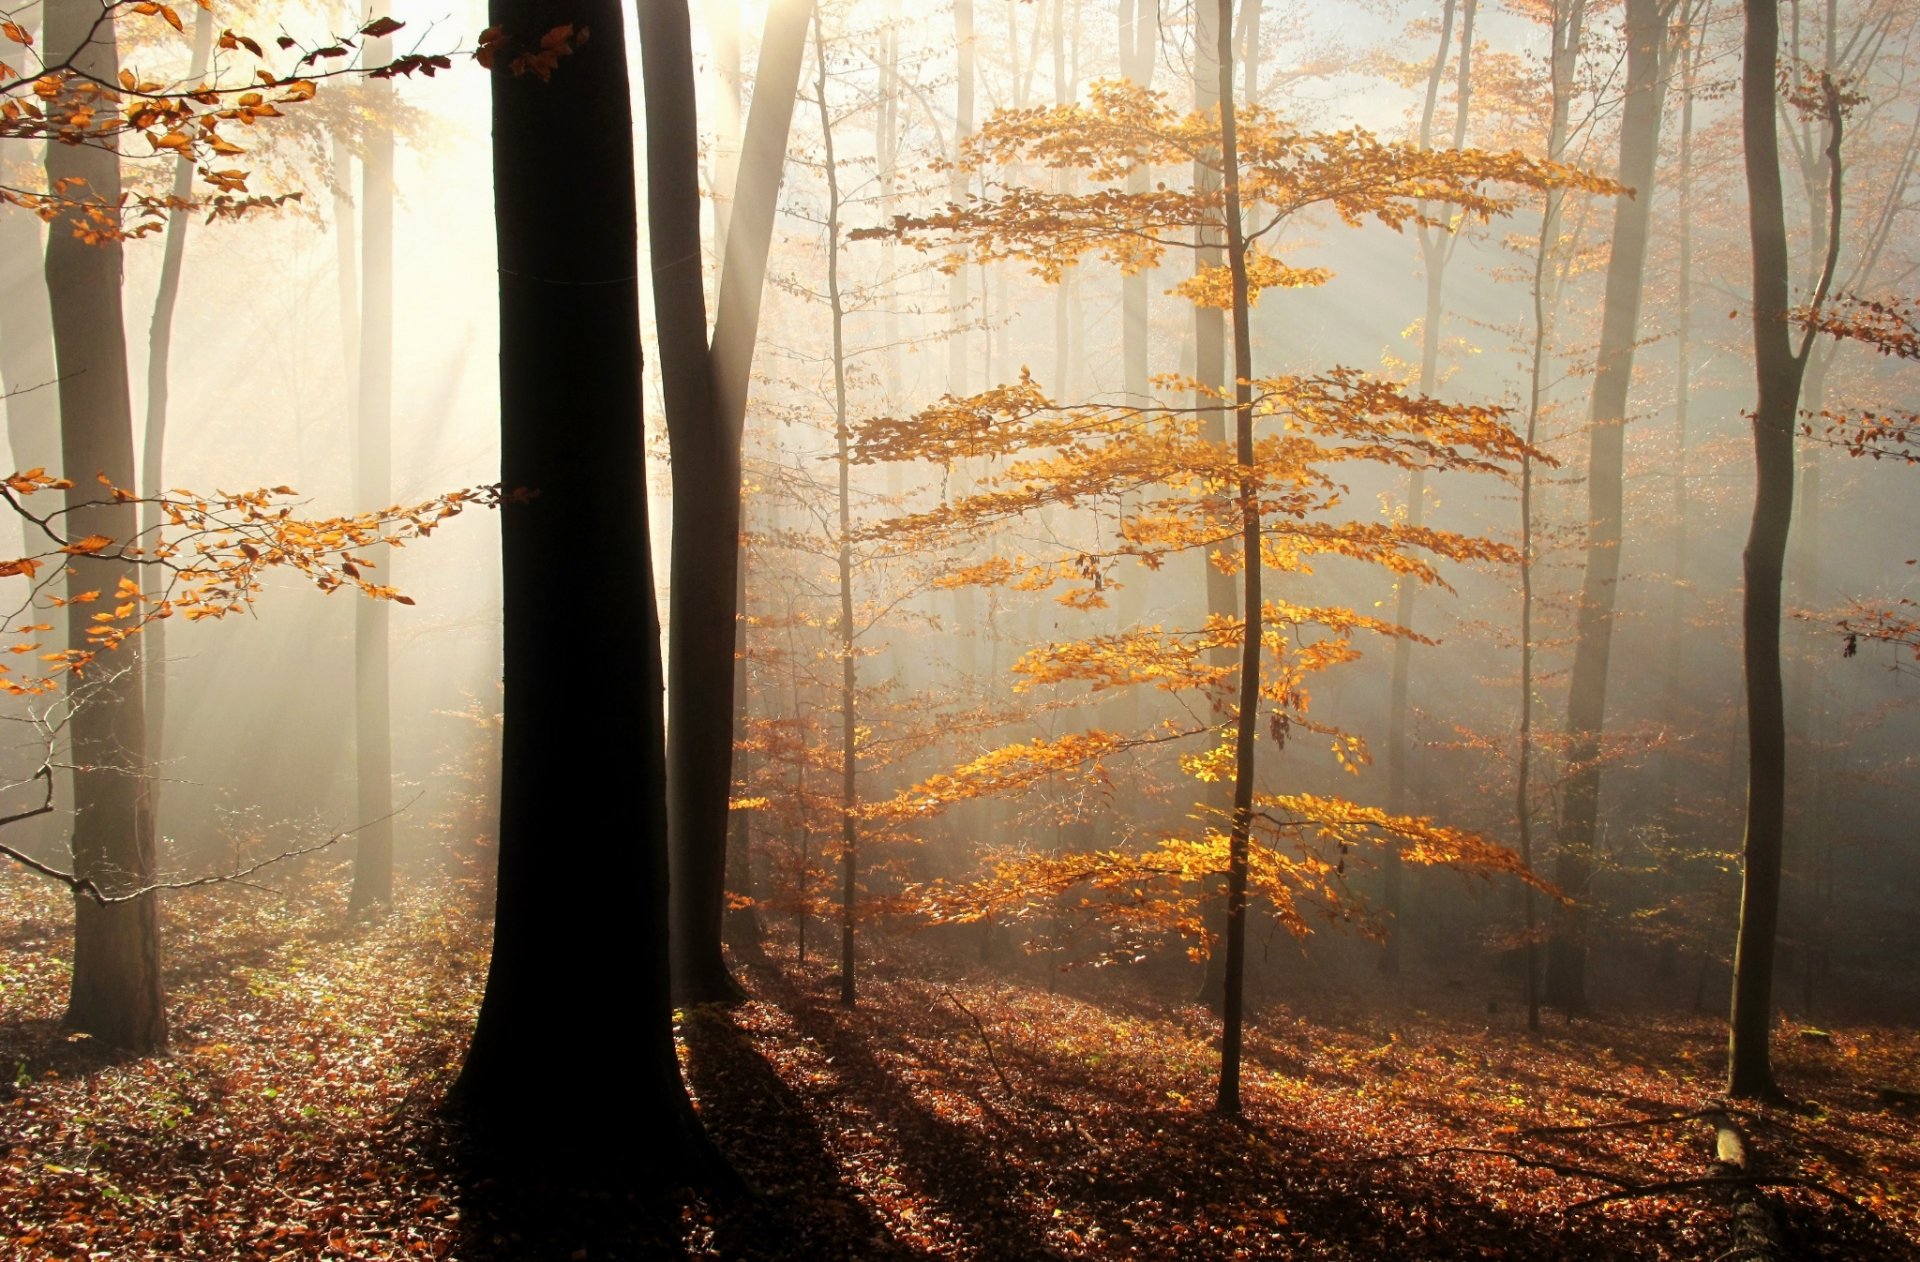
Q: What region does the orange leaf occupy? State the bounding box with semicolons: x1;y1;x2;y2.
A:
60;534;115;555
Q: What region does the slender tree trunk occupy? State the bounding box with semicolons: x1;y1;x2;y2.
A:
44;0;164;1052
1382;0;1474;976
1727;0;1838;1101
1663;0;1700;825
139;5;214;831
1547;0;1667;1012
1193;0;1237;1014
454;0;719;1177
705;0;742;257
815;13;860;1009
349;32;396;917
1214;0;1258;1116
660;0;813;1005
0;4;61;860
1107;0;1156;734
1514;0;1584;1031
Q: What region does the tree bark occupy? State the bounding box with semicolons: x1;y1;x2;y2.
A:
1727;0;1837;1101
1547;0;1666;1012
44;0;165;1052
659;0;813;1006
1214;0;1258;1116
452;0;716;1176
349;32;397;917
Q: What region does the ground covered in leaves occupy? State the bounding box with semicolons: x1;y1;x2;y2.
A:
1;877;1916;1259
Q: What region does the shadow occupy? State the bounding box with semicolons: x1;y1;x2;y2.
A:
681;1003;931;1261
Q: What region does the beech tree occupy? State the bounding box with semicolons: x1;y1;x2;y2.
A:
1548;0;1672;1013
1726;0;1843;1100
451;10;715;1171
873;44;1605;1108
649;0;813;1006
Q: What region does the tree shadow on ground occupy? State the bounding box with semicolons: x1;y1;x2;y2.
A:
681;997;932;1260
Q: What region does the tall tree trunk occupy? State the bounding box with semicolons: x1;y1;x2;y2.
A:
1107;0;1156;737
454;0;718;1176
349;32;397;917
661;0;813;1005
140;6;214;831
1382;0;1475;976
1515;0;1584;1031
1547;0;1667;1012
1192;0;1237;1014
1727;0;1839;1101
44;0;164;1052
0;4;61;860
1214;0;1258;1116
1662;0;1701;826
815;14;860;1008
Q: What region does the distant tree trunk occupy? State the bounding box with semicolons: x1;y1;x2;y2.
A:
140;6;215;828
44;0;164;1053
349;33;397;917
1516;0;1584;1034
724;542;761;948
1107;0;1155;735
0;0;58;492
1192;0;1237;1015
453;0;718;1176
1214;0;1258;1116
658;0;812;1006
1727;0;1839;1101
815;12;860;1009
1662;0;1701;824
0;7;62;861
705;0;742;256
1382;0;1475;977
1547;0;1667;1012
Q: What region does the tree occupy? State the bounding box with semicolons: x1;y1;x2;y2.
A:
138;2;214;816
874;64;1603;1110
43;0;163;1052
1725;0;1843;1100
1548;0;1671;1012
1380;0;1477;978
652;0;814;1006
450;11;716;1172
348;28;396;917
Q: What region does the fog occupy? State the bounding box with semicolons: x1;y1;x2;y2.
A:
2;0;1917;1050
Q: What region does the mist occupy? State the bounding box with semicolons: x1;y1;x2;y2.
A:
0;0;1916;1256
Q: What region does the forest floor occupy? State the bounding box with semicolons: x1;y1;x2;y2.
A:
0;879;1916;1260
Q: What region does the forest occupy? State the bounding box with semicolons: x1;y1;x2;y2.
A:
0;0;1918;1257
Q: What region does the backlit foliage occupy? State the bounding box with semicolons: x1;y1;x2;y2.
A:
0;4;474;234
0;469;505;692
848;79;1604;966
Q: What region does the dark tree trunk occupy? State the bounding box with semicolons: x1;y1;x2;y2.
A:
452;0;714;1175
1546;0;1665;1012
1214;0;1258;1116
1727;0;1837;1101
44;0;164;1053
349;32;396;917
657;0;812;1006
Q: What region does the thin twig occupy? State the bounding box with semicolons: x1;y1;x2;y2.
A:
3;791;423;904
